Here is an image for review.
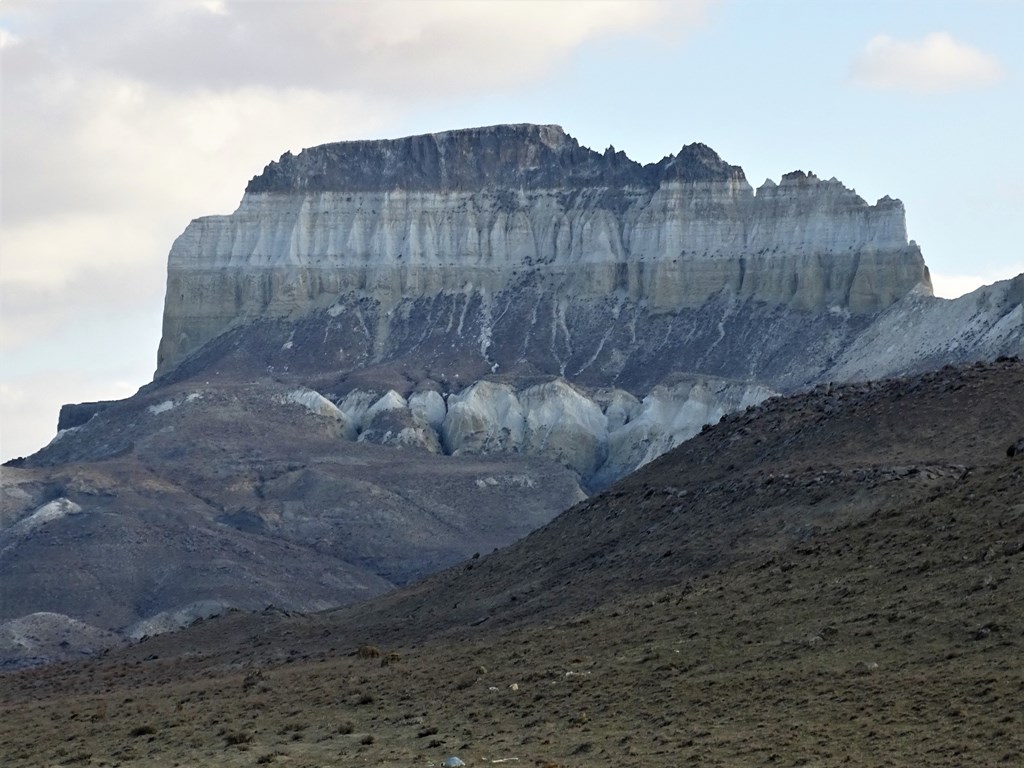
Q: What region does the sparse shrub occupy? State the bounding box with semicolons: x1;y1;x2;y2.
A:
223;730;253;746
128;724;156;738
337;720;355;735
356;645;382;659
360;734;375;745
417;725;439;738
242;669;265;691
357;692;375;705
380;651;401;667
454;674;475;691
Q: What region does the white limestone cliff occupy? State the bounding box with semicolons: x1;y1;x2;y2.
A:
442;381;526;455
157;126;929;375
593;379;777;487
282;388;356;440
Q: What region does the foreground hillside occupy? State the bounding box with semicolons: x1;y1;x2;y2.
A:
1;358;1022;767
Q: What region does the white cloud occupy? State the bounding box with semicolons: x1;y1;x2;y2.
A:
2;0;708;460
850;32;1004;93
0;66;389;345
8;0;680;94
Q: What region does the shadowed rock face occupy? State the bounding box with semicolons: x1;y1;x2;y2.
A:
157;124;929;375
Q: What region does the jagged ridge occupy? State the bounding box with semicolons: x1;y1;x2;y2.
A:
245;124;746;194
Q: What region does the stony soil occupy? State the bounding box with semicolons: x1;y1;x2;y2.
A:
1;358;1022;767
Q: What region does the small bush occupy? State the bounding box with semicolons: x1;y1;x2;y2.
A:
356;645;382;659
223;730;253;746
128;725;156;738
360;734;375;745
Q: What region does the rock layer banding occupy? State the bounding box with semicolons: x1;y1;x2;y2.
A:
157;124;929;381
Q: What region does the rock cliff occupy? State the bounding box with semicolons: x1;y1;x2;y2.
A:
144;124;1022;489
157;124;929;379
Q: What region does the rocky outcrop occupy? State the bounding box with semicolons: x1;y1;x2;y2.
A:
0;612;125;669
157;124;929;376
333;376;775;489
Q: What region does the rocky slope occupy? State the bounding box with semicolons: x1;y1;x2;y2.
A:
2;357;1021;766
827;273;1024;380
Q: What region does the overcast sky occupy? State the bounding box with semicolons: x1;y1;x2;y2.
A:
1;0;1022;461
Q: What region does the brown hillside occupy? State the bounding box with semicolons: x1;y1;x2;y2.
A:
1;358;1022;767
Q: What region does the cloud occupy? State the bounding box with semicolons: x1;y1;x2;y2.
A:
1;366;152;462
2;0;711;460
0;63;390;349
7;0;684;94
850;32;1004;92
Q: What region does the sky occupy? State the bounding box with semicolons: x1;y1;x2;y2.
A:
1;0;1022;462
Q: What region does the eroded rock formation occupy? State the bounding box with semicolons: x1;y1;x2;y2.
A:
157;124;929;381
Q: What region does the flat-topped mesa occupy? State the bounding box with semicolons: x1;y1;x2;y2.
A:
157;124;930;376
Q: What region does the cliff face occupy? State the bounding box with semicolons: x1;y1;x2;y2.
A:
157;124;929;376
